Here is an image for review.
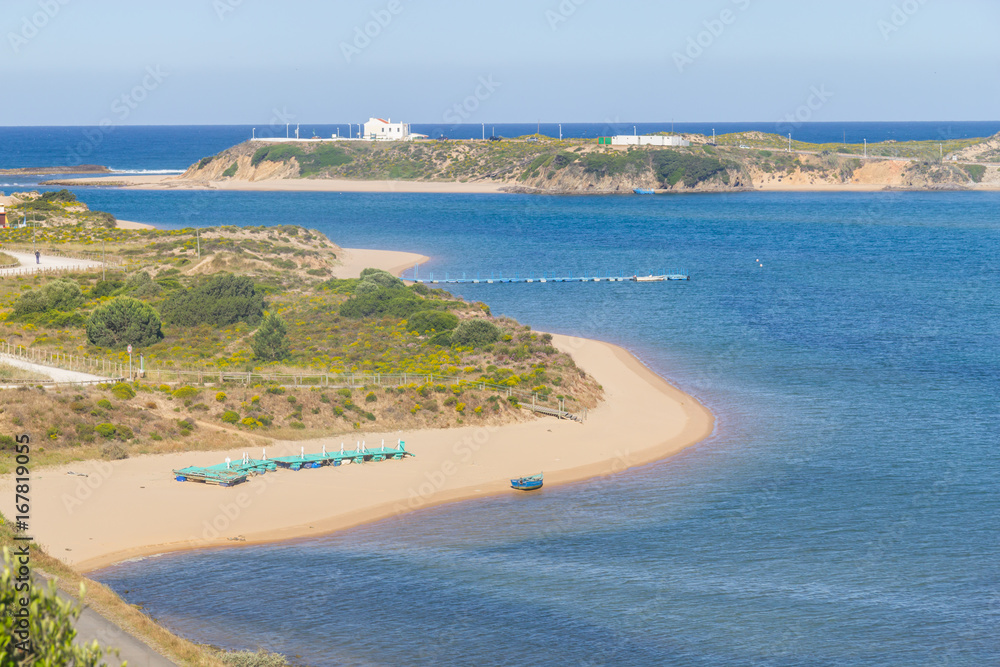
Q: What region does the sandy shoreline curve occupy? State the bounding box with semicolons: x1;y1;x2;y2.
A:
53;174;506;194
4;333;713;573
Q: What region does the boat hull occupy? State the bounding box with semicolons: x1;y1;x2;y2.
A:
511;474;543;491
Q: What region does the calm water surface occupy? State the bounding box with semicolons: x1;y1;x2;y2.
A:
85;190;1000;666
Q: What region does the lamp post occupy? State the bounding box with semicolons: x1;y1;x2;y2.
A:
252;127;256;140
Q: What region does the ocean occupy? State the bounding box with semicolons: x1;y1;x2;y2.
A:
6;125;998;665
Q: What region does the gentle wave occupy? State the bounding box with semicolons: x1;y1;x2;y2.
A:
108;169;185;175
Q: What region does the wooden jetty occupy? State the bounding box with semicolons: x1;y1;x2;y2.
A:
173;440;412;487
407;268;689;285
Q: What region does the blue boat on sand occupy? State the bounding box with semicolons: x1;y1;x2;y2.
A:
511;473;543;491
633;188;655;195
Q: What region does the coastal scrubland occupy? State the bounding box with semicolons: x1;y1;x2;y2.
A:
0;222;600;472
175;131;1000;193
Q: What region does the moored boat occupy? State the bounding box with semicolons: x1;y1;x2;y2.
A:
633;188;655;194
511;473;543;491
633;274;666;282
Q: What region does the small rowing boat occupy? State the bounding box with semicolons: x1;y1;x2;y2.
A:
511;473;543;491
633;188;655;195
633;274;666;282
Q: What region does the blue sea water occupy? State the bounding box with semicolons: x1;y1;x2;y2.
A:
1;121;998;172
78;187;1000;666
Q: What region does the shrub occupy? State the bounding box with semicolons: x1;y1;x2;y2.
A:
161;274;264;327
456;402;466;413
452;319;502;347
358;268;404;289
222;162;238;178
216;391;227;402
12;278;84;318
240;417;262;429
365;391;377;403
94;423;116;438
221;410;240;424
407;310;459;334
172;386;200;399
251;312;290;361
336;388;351;398
46;426;61;440
214;648;291;667
86;296;163;348
290;421;305;430
0;553;115;665
90;279;124;298
96;399;113;410
111;383;136;400
117;425;134;440
339;287;439;319
101;442;129;459
122;271;160;298
0;435;15;451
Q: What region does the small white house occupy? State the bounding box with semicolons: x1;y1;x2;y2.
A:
612;135;690;147
364;117;411;141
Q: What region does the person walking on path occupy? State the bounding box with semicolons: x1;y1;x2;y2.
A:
35;250;40;264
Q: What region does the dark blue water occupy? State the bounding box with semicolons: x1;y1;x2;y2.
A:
2;121;998;171
89;190;1000;666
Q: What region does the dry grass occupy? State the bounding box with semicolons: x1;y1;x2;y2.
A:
0;512;228;666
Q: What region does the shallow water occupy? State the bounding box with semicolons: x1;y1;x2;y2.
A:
85;190;1000;666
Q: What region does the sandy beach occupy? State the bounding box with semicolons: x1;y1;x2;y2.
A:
53;174;506;194
331;247;430;279
3;333;713;573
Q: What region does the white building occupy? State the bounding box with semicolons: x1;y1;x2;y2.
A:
364;117;411;141
612;135;690;147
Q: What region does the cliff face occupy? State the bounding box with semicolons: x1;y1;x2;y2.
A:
180;136;1000;193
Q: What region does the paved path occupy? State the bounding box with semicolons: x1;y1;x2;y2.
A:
0;353;107;383
46;578;178;666
0;250;103;277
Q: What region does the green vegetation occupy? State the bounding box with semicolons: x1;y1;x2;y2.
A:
962;164;986;183
161;274;264;327
11;278;84;319
407;310;459;334
86;296;163;348
650;151;728;187
452;319;501;347
251;144;353;176
251;312;290;361
1;549;114;665
222;162;239;178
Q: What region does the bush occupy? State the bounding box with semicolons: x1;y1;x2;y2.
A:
161;274;264;327
117;425;134;440
12;278;84;318
365;391;377;403
407;310;459;334
90;279;124;298
340;287;441;319
251;312;290;361
1;551;114;665
172;386;200;399
122;271;160;298
215;648;291;667
336;388;351;398
86;296;162;348
451;319;502;347
94;423;116;438
650;150;728;187
111;383;136;400
216;391;227;402
358;268;404;290
221;410;240;424
101;442;129;459
96;399;113;410
290;421;305;430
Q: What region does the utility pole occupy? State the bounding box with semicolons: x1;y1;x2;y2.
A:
252;127;256;140
559;123;562;140
788;133;791;152
102;239;106;281
197;228;201;258
864;139;867;158
482;122;485;140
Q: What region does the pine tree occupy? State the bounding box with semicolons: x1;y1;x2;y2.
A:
251;312;290;361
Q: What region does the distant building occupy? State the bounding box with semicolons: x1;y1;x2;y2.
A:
604;135;690;147
364;117;411;141
0;205;5;229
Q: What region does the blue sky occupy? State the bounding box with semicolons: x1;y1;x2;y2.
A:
1;0;996;125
